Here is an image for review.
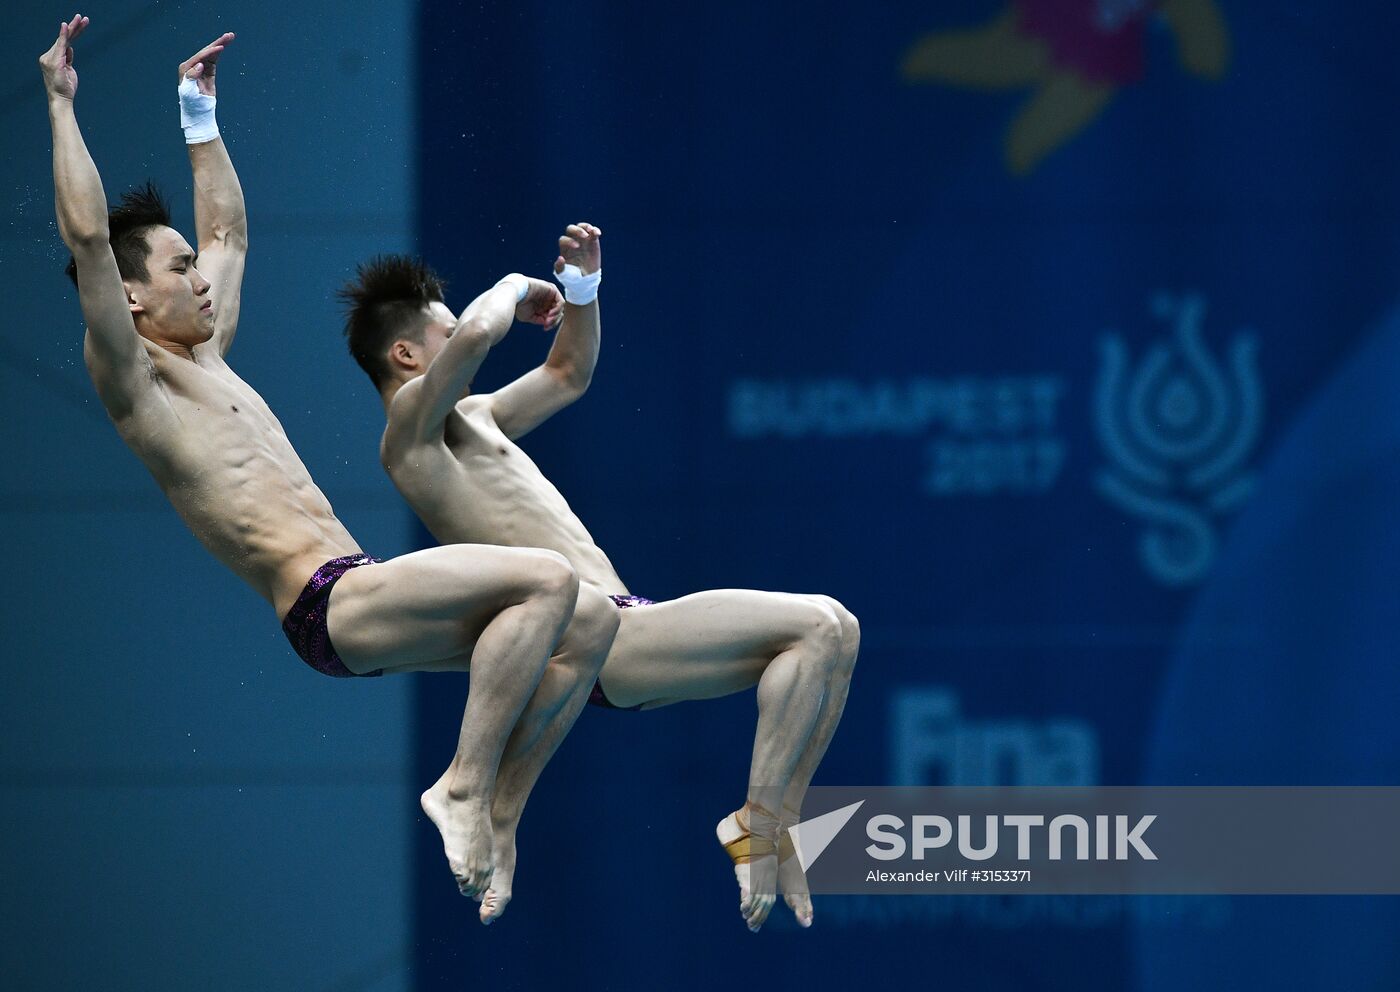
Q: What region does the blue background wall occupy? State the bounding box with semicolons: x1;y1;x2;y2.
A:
5;1;1400;989
2;3;418;989
412;1;1400;989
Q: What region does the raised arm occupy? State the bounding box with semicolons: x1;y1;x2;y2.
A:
42;15;151;417
489;222;603;440
179;33;246;358
392;275;563;443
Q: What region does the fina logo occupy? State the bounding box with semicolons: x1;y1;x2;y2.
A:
891;687;1098;786
1094;293;1262;586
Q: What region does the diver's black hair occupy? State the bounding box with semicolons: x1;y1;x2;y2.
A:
65;180;173;287
338;254;447;389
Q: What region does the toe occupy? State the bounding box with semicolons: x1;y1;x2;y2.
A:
480;890;510;926
749;894;776;931
457;865;487;899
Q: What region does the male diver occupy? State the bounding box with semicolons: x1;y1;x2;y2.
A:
41;16;617;915
342;224;860;931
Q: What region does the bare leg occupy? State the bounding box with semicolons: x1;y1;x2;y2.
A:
598;590;847;931
776;597;861;926
326;544;580;898
779;599;861;807
457;585;619;924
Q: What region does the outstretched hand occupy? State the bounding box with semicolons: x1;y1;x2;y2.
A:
39;14;89;102
178;32;235;95
554;222;602;276
515;278;565;329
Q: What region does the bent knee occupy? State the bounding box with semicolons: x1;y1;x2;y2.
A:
558;584;620;671
805;594;860;667
791;598;845;668
522;550;580;604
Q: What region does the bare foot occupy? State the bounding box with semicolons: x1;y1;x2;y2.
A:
420;772;494;899
778;806;814;927
716;805;778;933
475;830;516;926
778;834;814;928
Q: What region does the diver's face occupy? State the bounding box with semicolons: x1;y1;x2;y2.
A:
408;301;458;374
126;226;214;346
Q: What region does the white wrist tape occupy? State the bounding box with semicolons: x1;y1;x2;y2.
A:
554;263;601;305
178;77;219;144
498;273;530;302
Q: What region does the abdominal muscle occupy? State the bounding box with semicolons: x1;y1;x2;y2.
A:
157;448;361;618
423;463;629;595
120;353;362;619
402;412;630;596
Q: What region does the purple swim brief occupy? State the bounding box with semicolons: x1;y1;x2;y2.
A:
281;553;385;678
588;594;654;711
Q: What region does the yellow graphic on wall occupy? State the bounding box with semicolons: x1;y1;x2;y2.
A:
903;0;1229;175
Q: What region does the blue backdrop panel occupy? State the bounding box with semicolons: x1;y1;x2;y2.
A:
411;2;1400;988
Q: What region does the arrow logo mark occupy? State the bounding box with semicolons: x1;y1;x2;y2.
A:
788;800;866;871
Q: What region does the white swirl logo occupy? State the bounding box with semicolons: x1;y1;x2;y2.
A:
1095;293;1263;586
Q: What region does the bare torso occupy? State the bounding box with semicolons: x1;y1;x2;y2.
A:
104;338;361;619
383;395;627;593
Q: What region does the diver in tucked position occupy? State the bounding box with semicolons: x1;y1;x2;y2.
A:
41;15;618;911
341;223;860;932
